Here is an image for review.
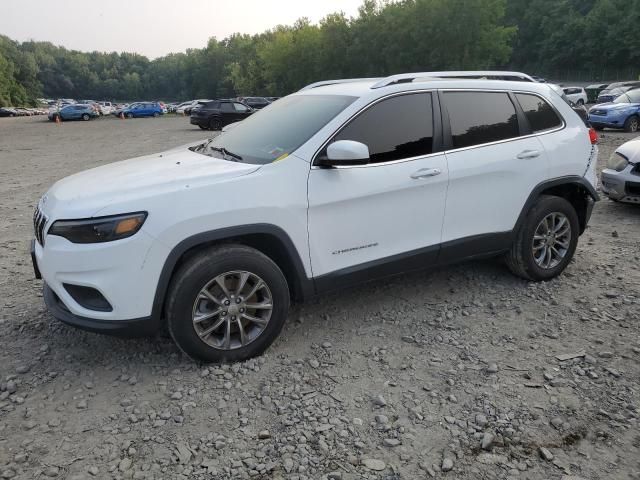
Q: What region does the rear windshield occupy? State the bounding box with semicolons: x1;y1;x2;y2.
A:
198;95;356;165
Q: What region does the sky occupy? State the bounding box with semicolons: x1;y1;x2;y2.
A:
1;0;364;58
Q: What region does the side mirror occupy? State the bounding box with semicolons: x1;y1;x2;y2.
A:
319;140;370;167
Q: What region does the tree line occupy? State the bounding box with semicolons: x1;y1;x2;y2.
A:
0;0;638;106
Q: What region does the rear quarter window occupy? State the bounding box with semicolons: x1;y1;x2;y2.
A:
515;93;563;132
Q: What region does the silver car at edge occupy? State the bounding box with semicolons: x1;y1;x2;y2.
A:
601;137;640;204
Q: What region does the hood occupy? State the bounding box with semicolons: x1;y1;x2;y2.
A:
591;102;640;111
42;146;261;218
616;139;640;165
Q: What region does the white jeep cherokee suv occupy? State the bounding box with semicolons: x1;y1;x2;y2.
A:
32;72;599;362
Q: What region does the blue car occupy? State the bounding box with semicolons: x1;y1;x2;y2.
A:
48;104;98;122
589;88;640;132
121;102;163;118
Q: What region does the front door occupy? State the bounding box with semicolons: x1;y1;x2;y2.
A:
307;92;449;289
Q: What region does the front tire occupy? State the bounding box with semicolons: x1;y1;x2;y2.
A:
166;245;290;363
81;113;90;121
505;195;579;281
126;113;134;119
624;115;639;133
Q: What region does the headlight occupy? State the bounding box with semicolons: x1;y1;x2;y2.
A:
48;212;147;243
607;152;629;172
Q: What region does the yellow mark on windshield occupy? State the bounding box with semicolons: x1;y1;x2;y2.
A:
274;153;289;162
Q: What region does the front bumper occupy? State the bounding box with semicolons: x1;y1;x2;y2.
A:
34;228;169;322
601;168;640;204
44;283;160;336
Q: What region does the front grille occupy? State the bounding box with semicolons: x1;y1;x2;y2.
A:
626;181;640;196
33;206;49;245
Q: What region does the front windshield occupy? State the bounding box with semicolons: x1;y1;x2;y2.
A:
614;89;640;104
198;94;356;164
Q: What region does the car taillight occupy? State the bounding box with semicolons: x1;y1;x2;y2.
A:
589;128;598;145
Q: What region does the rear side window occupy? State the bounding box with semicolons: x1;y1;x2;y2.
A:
332;93;434;163
221;103;234;112
515;93;562;132
444;92;519;149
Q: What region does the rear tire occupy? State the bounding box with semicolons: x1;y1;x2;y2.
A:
505;195;579;281
209;118;222;131
81;113;90;121
624;115;639;133
166;245;290;363
576;99;584;106
153;112;159;118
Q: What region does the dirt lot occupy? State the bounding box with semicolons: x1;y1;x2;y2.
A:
0;115;639;480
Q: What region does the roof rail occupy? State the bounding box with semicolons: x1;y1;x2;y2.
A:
299;78;381;91
370;71;535;89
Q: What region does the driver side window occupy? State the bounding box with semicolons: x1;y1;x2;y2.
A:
327;93;434;164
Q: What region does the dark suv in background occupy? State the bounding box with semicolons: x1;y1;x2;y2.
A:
189;99;254;130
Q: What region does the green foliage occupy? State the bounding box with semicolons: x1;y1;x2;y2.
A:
0;0;638;106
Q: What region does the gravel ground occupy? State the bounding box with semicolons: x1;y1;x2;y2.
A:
0;115;639;480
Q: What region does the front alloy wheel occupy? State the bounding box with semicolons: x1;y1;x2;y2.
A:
166;245;289;363
192;271;273;350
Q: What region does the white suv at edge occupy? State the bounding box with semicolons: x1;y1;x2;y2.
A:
32;72;599;362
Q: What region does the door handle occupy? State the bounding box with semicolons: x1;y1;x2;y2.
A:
517;150;541;159
411;168;442;179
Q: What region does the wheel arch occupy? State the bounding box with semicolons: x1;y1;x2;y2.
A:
514;176;598;236
151;224;314;323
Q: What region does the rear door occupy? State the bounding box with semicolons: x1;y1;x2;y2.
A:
439;90;551;256
307;91;449;285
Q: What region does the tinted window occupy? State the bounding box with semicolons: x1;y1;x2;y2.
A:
331;93;434;163
444;92;519;148
220;103;234;112
204;101;219;109
515;93;562;132
234;103;249;112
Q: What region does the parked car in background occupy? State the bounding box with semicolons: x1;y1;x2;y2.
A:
585;83;609;103
174;101;193;115
167;102;179;113
99;102;113;115
597;82;640;103
0;107;17;117
548;84;589;125
240;96;271;109
266;97;280;103
33;72;599;362
563;87;588;105
121;102;164;118
601;137;640;204
48;104;99;122
185;100;212;115
589;88;640;132
189;99;254;130
531;75;547;83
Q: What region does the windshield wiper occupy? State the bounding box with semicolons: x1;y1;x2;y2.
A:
208;146;243;161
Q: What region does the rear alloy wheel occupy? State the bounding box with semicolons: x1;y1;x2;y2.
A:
166;245;290;363
209;118;222;131
81;113;90;121
624;116;639;133
506;195;579;281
